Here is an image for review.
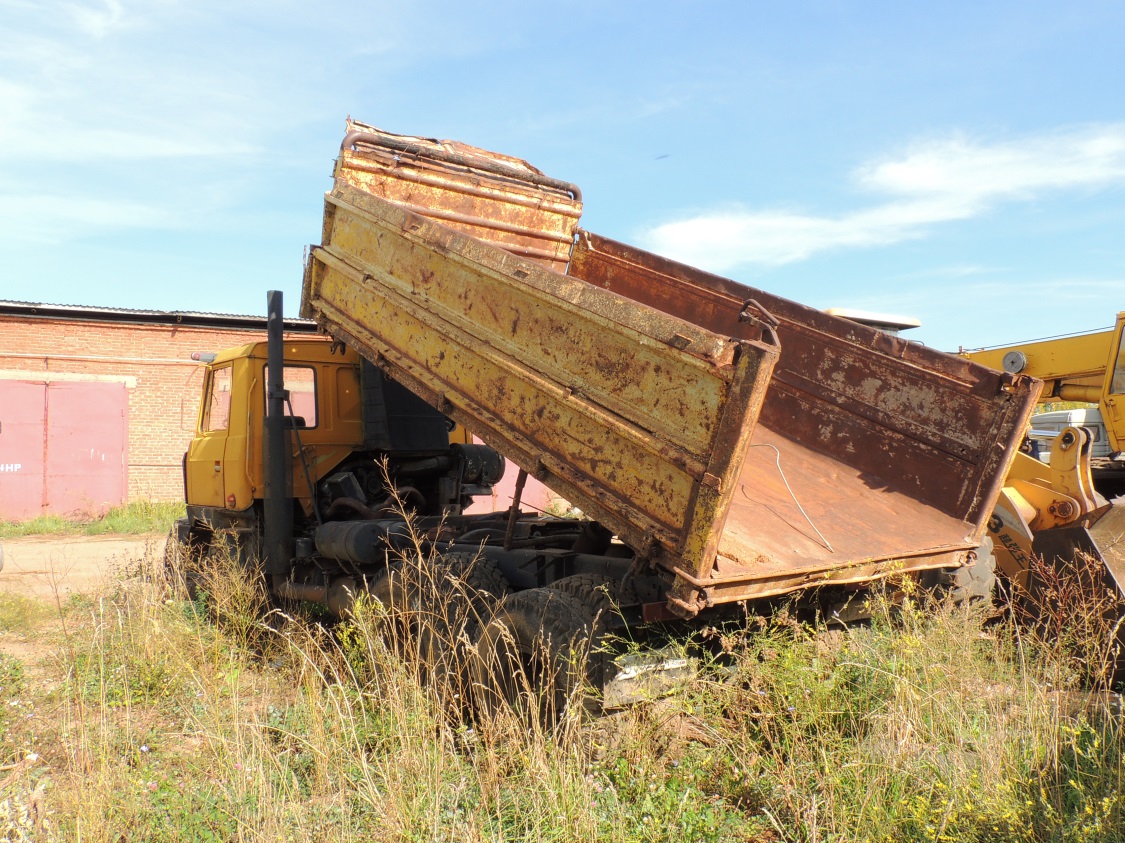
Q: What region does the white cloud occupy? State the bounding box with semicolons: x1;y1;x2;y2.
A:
0;192;172;243
0;2;270;163
0;1;286;242
859;128;1125;201
0;125;257;163
641;124;1125;271
67;0;126;38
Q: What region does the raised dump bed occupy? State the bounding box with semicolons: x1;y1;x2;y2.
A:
303;121;1041;618
568;233;1040;610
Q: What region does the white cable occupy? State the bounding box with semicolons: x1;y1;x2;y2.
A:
745;444;834;553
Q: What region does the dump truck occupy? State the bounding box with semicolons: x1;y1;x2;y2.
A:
175;121;1041;709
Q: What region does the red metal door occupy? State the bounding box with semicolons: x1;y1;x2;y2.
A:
0;380;128;520
45;382;128;517
0;381;48;520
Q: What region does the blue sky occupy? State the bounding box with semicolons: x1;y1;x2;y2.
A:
1;0;1122;352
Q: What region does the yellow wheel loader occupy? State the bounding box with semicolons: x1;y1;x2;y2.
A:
962;317;1125;681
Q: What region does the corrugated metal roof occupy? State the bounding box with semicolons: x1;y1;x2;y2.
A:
0;300;318;331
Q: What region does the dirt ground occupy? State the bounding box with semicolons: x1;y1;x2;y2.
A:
0;534;166;599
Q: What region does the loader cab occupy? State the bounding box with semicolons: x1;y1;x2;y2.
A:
1103;312;1125;453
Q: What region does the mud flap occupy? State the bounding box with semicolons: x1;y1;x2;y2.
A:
600;646;698;710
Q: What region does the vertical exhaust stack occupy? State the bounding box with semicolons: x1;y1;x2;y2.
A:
263;290;294;582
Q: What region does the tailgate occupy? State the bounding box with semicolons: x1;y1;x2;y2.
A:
334;120;583;273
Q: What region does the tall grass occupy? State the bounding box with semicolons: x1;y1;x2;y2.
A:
0;500;185;539
0;543;1122;842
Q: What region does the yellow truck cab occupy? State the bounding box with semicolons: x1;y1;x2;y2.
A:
179;335;501;567
187;339;366;515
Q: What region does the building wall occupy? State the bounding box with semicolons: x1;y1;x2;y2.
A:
0;315;302;504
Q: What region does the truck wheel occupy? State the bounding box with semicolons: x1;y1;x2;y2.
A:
369;553;509;695
163;518;202;599
471;587;599;725
929;537;997;605
546;572;636;632
437;553;511;609
162;518;186;575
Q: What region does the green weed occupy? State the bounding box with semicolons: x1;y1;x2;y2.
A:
0;500;185;538
0;593;51;633
0;545;1122;842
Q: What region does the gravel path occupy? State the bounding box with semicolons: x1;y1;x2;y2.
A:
0;534;165;599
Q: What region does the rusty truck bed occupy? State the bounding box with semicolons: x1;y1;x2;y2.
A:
567;232;1041;607
303;122;1041;616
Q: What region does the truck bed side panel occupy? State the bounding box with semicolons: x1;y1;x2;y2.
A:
303;185;779;592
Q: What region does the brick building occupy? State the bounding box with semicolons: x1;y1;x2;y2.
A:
0;301;315;519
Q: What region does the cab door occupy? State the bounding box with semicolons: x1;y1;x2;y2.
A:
1102;314;1125;454
186;364;233;508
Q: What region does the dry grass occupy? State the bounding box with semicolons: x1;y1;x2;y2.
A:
0;544;1122;842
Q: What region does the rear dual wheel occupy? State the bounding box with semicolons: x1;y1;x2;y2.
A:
368;553;509;697
471;586;603;725
546;572;636;632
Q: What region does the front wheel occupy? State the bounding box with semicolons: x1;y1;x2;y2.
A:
162;517;201;598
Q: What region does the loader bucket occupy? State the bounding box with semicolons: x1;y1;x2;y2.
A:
1025;508;1125;686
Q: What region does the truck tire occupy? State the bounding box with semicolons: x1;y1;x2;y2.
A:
162;518;187;574
546;572;636;632
163;518;202;599
471;587;599;725
370;553;509;630
369;553;509;695
929;537;997;605
438;552;511;609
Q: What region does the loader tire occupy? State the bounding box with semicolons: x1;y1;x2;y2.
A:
935;537;997;605
471;587;599;726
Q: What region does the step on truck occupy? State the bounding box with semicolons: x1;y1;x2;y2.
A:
175;120;1041;711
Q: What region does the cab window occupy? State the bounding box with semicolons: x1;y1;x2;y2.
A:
1111;324;1125;394
265;365;319;428
203;366;233;432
